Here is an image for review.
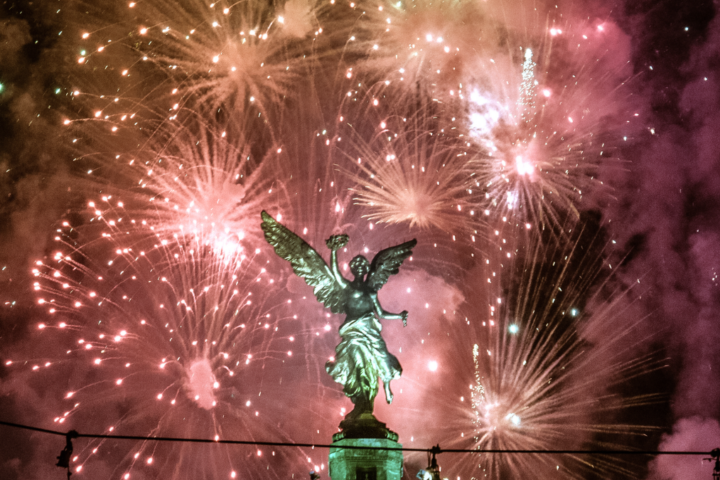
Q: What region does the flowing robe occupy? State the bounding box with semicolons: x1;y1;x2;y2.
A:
325;312;402;403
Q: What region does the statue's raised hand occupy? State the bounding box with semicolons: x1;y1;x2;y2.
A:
401;310;408;327
326;234;349;251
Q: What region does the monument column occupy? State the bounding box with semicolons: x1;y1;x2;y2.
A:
328;416;403;480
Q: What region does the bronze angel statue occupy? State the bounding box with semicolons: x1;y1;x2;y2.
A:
261;211;416;431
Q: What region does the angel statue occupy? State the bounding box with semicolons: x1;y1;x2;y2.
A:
261;211;416;437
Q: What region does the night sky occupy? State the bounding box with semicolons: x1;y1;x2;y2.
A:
1;0;719;479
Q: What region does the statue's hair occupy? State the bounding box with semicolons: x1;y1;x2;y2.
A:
349;255;370;275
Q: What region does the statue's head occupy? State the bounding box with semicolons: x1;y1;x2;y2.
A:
349;255;370;279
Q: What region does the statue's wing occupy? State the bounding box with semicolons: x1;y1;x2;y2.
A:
261;211;346;314
366;239;417;292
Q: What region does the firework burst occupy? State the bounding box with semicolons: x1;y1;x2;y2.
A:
338;110;476;234
7;202;319;479
345;0;496;106
464;48;591;234
124;0;313;116
464;19;635;235
74;115;284;264
423;223;665;479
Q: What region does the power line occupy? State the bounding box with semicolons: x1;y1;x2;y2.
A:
0;420;711;456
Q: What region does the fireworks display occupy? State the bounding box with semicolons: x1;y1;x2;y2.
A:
340;109;476;233
463;227;664;479
1;0;719;479
28;208;303;479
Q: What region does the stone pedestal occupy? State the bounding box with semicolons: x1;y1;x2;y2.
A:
329;437;403;480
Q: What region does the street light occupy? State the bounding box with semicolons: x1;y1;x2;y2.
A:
416;445;442;480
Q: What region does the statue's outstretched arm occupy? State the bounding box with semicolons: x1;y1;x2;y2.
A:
326;235;350;287
329;249;349;287
371;294;408;327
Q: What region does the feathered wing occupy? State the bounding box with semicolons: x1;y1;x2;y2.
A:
261;211;347;314
366;239;417;292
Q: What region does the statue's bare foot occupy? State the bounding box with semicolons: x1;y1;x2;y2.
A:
384;381;393;404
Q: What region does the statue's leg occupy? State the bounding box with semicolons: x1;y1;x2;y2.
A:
383;380;393;404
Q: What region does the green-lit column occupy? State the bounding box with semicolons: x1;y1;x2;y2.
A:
329;413;403;480
329;437;403;480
